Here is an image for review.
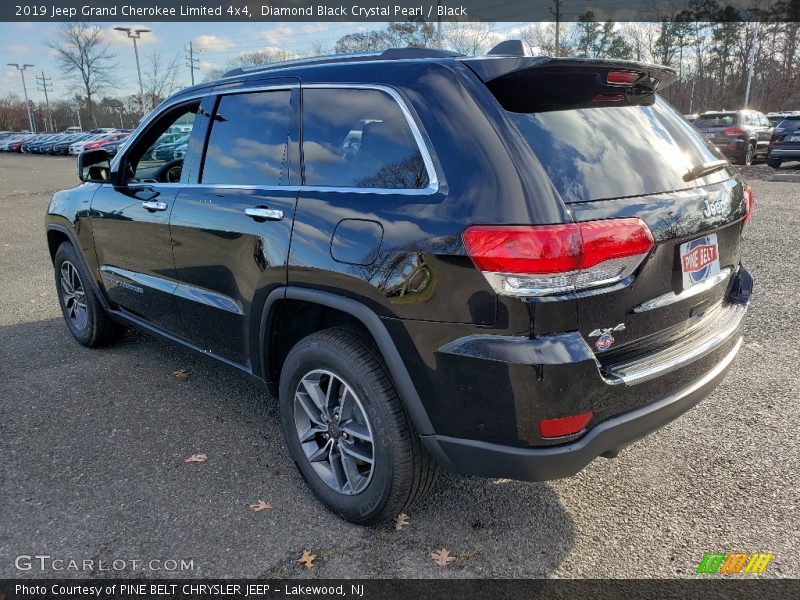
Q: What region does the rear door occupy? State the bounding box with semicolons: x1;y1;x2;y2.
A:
169;81;299;367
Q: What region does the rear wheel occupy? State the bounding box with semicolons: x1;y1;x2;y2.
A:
738;142;754;166
767;157;782;169
278;327;438;524
54;242;125;347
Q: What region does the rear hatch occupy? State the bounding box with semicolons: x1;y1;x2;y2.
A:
464;57;748;358
694;112;742;146
771;116;800;155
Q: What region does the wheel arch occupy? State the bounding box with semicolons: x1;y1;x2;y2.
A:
259;287;435;436
46;223;111;310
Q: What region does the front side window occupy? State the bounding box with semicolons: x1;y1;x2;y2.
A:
125;102;199;183
301;87;429;190
201;90;292;186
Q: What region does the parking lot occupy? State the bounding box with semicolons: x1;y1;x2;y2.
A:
0;153;797;579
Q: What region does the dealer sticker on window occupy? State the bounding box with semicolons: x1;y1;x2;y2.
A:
680;233;721;289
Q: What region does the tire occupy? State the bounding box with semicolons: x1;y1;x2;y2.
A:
279;327;438;524
767;157;782;169
53;241;125;347
738;142;754;166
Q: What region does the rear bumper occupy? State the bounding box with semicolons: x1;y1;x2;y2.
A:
768;148;800;159
420;265;752;481
422;337;742;481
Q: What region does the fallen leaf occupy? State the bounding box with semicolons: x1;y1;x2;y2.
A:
297;550;317;570
492;478;513;485
39;292;48;297
248;500;272;512
394;513;410;531
431;548;455;567
184;453;207;464
376;531;387;541
173;369;191;380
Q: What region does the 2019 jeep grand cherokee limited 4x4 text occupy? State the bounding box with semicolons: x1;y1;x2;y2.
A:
47;45;753;524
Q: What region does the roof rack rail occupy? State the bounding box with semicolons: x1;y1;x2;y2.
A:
222;47;461;78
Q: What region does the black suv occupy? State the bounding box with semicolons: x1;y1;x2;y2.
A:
694;110;773;165
47;46;753;524
767;114;800;168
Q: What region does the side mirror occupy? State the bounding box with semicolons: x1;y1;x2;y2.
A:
77;149;111;183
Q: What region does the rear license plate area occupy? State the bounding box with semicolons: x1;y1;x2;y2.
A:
680;233;720;290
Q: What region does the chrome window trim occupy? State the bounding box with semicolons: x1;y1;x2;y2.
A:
300;83;440;195
112;83;441;196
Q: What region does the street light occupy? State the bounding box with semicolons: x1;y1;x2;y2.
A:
7;63;35;132
114;26;151;114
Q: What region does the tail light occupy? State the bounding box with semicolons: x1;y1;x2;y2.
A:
539;412;593;438
462;218;654;297
723;127;746;136
743;185;755;222
607;70;641;85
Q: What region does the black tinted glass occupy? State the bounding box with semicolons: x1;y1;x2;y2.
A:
777;117;800;129
509;97;725;203
202;90;292;185
694;113;738;128
301;88;428;189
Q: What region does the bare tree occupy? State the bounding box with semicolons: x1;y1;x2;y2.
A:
442;21;497;55
143;49;181;110
48;23;117;128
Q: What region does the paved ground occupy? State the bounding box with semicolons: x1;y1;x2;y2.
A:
0;154;797;579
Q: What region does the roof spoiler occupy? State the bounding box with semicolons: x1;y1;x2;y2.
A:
461;55;676;90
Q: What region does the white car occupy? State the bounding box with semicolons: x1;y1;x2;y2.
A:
68;134;111;155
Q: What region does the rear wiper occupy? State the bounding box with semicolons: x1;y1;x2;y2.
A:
682;159;728;182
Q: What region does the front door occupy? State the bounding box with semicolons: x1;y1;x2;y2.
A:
90;100;203;336
169;85;299;367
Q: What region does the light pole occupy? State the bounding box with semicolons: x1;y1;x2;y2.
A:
7;63;35;132
114;26;151;114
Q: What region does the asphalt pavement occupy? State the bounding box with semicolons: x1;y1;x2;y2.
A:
0;154;797;579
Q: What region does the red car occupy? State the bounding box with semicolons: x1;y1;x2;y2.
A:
84;133;130;151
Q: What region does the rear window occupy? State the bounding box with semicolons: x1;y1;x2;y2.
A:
694;113;738;128
509;97;725;204
776;117;800;130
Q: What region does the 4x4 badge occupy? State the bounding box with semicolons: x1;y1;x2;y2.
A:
588;323;626;352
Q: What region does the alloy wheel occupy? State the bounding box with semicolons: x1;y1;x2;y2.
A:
293;369;375;495
60;261;88;331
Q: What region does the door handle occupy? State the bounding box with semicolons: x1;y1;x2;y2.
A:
245;207;284;221
142;201;168;211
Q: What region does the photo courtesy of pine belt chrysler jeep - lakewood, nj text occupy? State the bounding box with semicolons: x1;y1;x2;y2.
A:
47;41;754;523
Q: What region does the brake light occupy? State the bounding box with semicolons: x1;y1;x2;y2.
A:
539;412;593;438
607;70;641;85
463;218;654;297
723;127;746;136
743;185;754;222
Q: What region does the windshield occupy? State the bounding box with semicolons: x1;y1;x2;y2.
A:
509;96;727;203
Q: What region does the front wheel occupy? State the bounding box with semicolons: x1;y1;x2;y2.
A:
278;328;438;524
738;142;754;166
54;242;125;347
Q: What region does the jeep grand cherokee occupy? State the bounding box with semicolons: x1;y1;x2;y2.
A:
46;43;753;524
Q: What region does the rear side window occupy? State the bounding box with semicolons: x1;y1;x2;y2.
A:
202;90;292;186
509;97;725;203
301;87;429;190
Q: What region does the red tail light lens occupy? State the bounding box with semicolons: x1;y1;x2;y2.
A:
539;412;593;438
607;70;641;85
463;218;654;297
743;185;755;222
723;127;746;136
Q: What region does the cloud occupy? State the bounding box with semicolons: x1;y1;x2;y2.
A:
7;44;31;53
301;24;331;35
200;61;221;71
258;24;294;46
193;34;233;52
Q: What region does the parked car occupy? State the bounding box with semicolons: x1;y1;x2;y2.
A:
694;110;773;165
141;132;188;160
1;134;37;152
173;143;188;159
50;134;91;155
69;134;112;155
767;114;800;168
48;46;753;524
100;137;130;157
151;135;190;161
84;132;130;152
684;113;699;122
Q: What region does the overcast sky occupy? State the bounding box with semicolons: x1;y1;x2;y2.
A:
0;21;394;100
